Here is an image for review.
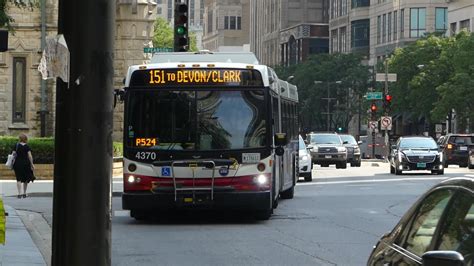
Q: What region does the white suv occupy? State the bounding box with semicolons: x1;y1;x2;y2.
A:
298;135;312;182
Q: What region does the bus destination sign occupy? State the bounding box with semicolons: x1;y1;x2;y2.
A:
129;68;263;87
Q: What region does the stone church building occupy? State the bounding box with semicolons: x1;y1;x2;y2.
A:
0;0;157;140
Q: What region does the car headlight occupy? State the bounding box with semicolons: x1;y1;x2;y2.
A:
354;147;360;153
301;155;309;161
398;152;405;162
337;147;347;152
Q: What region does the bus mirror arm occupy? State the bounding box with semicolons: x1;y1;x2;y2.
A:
114;88;125;108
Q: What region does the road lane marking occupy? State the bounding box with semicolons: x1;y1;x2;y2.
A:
298;176;450;186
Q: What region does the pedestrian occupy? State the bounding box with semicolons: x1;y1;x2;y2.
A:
12;133;35;198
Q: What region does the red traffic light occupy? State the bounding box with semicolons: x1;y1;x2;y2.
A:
370;103;377;112
385;94;392;102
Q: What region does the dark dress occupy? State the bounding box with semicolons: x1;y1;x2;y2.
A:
12;143;35;183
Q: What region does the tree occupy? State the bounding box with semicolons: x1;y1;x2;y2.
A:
0;0;37;31
275;53;370;132
152;17;198;52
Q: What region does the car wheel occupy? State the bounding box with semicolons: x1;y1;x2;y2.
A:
356;160;361;167
469;161;474;169
460;163;468;168
350;162;356;167
341;162;347;169
390;164;395;174
304;173;312;182
280;186;294;199
444;161;449;168
395;165;402;175
437;169;444;175
131;210;148;221
321;163;329;167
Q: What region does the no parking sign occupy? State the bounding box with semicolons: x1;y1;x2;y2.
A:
381;116;392;130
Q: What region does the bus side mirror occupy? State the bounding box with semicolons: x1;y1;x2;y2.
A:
274;133;288;147
422;251;465;266
114;88;125;108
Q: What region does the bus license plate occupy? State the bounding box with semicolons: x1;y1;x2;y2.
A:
325;155;332;159
417;163;426;168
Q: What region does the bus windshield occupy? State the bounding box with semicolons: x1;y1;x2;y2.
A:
126;89;267;151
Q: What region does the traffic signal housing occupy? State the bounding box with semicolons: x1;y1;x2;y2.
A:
383;94;392;114
370;102;377;120
174;2;188;52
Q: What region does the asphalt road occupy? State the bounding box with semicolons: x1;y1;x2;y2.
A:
3;162;473;265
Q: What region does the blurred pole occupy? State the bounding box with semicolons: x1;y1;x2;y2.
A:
52;0;114;265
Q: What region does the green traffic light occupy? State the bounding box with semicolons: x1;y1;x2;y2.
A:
338;127;342;131
176;25;187;35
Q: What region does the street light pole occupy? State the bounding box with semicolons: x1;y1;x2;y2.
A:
316;80;341;132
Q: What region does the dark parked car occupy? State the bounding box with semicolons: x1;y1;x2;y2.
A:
469;147;474;169
368;177;474;266
439;134;474;168
339;134;361;167
307;133;348;169
390;136;444;175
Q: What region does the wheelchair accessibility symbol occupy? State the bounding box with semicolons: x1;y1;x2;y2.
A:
161;167;171;177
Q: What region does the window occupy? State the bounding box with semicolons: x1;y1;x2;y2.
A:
451;22;457;35
388;12;392;42
230;16;236;30
435;7;447;33
404;189;453;256
207;10;213;33
383;14;386;43
400;9;405;38
351;19;370;48
410;8;426;38
460;19;470;31
237;16;241;30
436;191;474;258
167;0;173;21
340;27;347;52
224;16;229;29
190;0;195;24
351;0;369;8
12;57;26;123
393;11;397;41
377;16;381;44
331;29;338;53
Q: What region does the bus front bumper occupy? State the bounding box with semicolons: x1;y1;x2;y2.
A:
122;190;271;211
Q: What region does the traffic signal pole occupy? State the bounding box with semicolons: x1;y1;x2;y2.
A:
52;0;114;265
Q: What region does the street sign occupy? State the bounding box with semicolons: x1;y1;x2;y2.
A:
366;92;383;100
143;47;173;53
435;124;443;133
368;121;378;133
376;73;397;82
381;116;392;130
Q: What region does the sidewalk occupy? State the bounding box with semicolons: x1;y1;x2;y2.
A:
1;206;47;265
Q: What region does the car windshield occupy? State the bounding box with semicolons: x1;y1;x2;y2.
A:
448;136;474;145
126;90;267;151
309;134;341;144
339;135;357;145
399;138;438;149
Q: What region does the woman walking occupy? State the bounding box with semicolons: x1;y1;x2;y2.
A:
12;133;35;198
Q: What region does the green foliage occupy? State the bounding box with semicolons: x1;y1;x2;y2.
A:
388;31;474;132
0;0;38;31
152;17;198;52
0;136;124;164
275;53;370;132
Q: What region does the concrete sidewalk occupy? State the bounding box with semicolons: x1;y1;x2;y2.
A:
1;206;47;265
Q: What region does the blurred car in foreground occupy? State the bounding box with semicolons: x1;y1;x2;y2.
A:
339;134;361;167
298;135;312;182
368;177;474;266
439;134;474;168
307;133;347;169
390;136;444;175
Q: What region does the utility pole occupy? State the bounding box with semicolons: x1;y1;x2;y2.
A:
52;0;114;265
384;58;389;161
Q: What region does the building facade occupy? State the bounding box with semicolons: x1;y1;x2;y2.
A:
448;0;474;35
249;0;330;66
202;0;250;52
329;0;448;65
1;0;157;140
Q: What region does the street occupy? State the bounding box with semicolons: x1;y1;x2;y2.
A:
2;162;473;265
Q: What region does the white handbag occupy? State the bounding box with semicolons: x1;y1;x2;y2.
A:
5;153;15;169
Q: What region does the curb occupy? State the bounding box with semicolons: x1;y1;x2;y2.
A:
16;210;52;266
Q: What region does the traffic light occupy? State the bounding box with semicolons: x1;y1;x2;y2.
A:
370;102;377;120
337;127;343;132
384;94;392;114
174;2;188;52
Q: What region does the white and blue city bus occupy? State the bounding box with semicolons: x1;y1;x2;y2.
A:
119;52;299;220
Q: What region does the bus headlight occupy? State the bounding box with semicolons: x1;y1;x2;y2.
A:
127;175;141;183
254;175;268;185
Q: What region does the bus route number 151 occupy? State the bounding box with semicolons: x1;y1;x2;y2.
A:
135;151;157;160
